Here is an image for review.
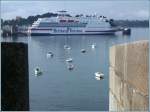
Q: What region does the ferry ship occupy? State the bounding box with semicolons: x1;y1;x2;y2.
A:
28;11;120;36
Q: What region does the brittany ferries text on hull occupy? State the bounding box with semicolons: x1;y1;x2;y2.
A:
28;11;121;36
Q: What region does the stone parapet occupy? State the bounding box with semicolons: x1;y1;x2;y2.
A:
109;40;149;111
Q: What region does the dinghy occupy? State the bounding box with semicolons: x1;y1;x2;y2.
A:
95;72;104;79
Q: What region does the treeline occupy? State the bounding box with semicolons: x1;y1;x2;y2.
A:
1;12;58;26
114;20;149;27
1;12;149;27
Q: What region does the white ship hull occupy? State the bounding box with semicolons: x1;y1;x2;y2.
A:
29;28;119;36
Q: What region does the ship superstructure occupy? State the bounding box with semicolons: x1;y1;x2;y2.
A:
29;11;120;36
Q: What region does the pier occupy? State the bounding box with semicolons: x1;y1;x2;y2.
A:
1;25;28;37
109;40;149;111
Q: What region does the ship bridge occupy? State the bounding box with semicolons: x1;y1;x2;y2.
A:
57;10;69;17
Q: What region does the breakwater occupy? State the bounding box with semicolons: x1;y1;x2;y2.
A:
109;40;149;111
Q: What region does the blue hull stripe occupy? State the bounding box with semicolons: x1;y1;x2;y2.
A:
30;32;115;36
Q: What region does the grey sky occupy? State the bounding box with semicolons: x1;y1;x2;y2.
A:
1;0;149;20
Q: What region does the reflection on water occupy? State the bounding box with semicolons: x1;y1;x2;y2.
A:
1;28;149;111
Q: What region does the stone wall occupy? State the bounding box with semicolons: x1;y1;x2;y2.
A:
109;40;149;111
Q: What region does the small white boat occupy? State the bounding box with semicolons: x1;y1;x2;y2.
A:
47;52;54;57
81;49;86;53
66;58;73;62
95;72;104;79
95;76;101;80
34;67;42;76
67;64;74;70
91;44;96;49
64;45;71;50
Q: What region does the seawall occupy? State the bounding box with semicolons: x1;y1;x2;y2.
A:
109;40;149;111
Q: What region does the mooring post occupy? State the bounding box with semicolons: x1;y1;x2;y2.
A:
1;42;29;111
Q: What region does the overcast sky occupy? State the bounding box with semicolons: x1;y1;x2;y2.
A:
1;0;149;20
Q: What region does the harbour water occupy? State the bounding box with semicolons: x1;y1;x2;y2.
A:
1;28;149;111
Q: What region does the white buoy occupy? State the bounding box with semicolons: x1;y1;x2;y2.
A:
81;49;86;53
67;64;74;70
66;58;73;62
95;72;104;79
34;67;42;76
47;52;54;58
64;45;71;50
91;43;96;49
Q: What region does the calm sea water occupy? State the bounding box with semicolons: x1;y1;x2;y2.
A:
1;28;149;111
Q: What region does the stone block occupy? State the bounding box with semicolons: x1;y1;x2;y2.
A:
109;40;149;111
117;102;124;111
109;46;116;67
114;44;127;80
125;41;149;96
122;83;133;111
109;67;115;94
109;67;124;109
109;91;118;111
131;91;148;111
113;73;122;103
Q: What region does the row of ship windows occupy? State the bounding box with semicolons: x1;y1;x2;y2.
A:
37;23;87;27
